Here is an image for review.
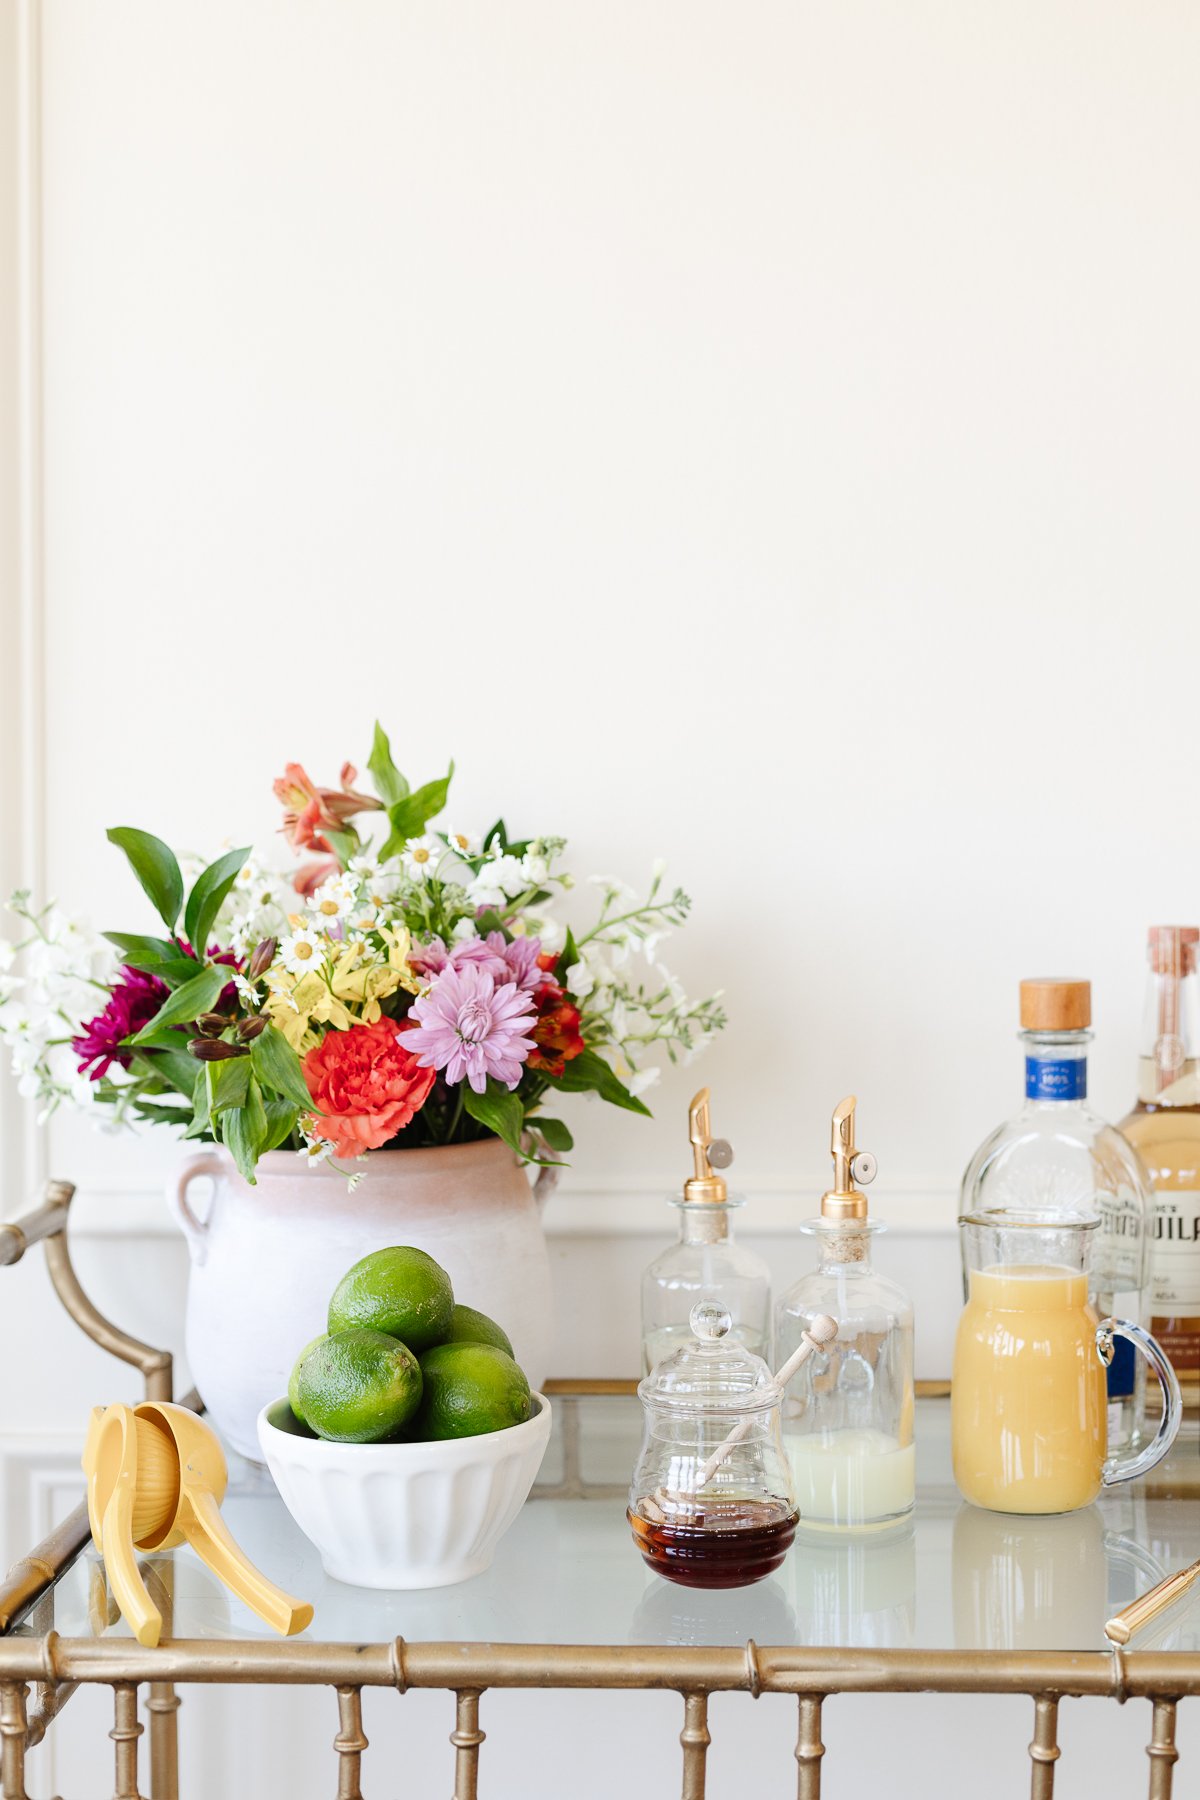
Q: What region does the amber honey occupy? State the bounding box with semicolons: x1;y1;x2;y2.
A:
628;1496;797;1589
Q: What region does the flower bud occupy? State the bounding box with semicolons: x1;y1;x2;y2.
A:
196;1012;228;1037
236;1014;268;1042
248;936;277;979
187;1038;249;1061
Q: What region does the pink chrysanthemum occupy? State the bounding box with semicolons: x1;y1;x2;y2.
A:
405;962;536;1094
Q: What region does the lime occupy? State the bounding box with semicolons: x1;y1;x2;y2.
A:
297;1329;423;1444
414;1342;532;1440
328;1246;454;1354
288;1332;328;1426
445;1304;514;1358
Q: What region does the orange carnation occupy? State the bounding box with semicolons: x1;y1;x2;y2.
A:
303;1018;434;1158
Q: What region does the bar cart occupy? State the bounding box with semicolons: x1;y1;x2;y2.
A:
2;1183;1198;1800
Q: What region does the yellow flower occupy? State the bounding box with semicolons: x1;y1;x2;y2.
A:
263;924;421;1048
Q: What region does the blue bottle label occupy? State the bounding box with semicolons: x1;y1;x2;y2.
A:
1025;1058;1087;1101
1106;1332;1136;1401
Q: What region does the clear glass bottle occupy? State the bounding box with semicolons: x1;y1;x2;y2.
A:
629;1299;797;1588
776;1097;915;1530
1118;926;1200;1429
959;978;1154;1449
641;1088;771;1373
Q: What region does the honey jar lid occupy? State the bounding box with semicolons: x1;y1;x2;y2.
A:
637;1302;779;1413
1019;978;1091;1032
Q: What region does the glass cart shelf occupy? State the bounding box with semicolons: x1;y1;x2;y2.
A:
3;1185;1200;1800
15;1391;1200;1656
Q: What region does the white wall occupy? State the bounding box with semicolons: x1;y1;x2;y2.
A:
4;2;1200;1794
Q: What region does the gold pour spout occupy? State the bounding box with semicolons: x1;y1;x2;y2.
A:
684;1087;732;1204
820;1095;876;1221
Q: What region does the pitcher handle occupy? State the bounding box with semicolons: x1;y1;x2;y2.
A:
168;1151;225;1267
1098;1318;1182;1487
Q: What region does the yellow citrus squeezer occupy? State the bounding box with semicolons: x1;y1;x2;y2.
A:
83;1401;314;1648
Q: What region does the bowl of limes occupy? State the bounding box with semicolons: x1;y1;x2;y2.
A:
257;1246;552;1589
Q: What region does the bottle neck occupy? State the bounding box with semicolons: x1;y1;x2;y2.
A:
678;1204;732;1246
1137;962;1200;1106
1022;1029;1090;1104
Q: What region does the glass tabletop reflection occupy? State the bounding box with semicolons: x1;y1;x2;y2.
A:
18;1396;1200;1655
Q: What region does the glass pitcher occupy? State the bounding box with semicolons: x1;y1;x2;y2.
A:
952;1211;1182;1514
629;1301;797;1588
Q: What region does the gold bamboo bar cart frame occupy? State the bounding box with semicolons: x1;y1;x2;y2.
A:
1;1181;1198;1800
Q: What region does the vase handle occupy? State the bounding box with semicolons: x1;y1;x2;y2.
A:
532;1163;561;1210
168;1152;225;1267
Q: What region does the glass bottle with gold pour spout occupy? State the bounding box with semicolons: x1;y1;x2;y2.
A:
775;1097;915;1530
640;1089;772;1374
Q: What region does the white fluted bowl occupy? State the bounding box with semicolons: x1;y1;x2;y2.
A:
257;1395;552;1589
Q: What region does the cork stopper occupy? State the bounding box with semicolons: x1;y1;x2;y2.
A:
1149;926;1199;977
1019;978;1091;1032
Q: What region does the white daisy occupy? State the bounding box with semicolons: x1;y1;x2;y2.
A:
279;927;324;976
309;876;356;926
444;826;479;858
234;858;261;892
402;836;442;883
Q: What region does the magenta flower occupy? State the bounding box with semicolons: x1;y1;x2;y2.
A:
73;968;168;1081
405;962;536;1094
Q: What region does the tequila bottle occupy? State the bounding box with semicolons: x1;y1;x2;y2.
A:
1118;927;1200;1428
640;1089;771;1374
959;978;1154;1448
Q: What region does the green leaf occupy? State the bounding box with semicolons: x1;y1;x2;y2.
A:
261;1097;299;1153
209;1056;251;1113
462;1081;525;1153
250;1024;314;1111
543;1049;651;1116
532;1116;573;1153
103;933;200;989
323;826;360;867
122;1026;192;1052
367;721;409;808
107;827;184;932
183;847;251;961
140;1046;198;1098
482;819;508;854
557;928;580;982
130;965;230;1044
183;1065;211;1139
221;1075;267;1182
379;763;454;859
104;931;178;968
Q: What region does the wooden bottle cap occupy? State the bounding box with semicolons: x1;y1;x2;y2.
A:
1019;978;1091;1031
1149;926;1199;976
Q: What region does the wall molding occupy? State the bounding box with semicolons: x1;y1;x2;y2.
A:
2;0;48;1208
52;1180;959;1240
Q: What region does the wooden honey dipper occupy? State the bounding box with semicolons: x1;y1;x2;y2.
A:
649;1309;838;1515
84;1401;313;1648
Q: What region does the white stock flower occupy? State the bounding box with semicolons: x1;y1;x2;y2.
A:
279;927;324;976
401;836;442;883
529;914;565;954
451;916;480;943
627;1066;661;1099
521;849;550;886
467;854;526;907
0;940;15;972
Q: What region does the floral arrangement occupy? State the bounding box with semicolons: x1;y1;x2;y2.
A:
0;725;724;1181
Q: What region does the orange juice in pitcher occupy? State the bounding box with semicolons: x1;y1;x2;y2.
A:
952;1215;1181;1515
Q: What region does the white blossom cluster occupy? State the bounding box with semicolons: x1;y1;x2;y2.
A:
0;895;117;1122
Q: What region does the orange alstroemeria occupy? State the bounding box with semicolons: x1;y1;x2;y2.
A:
273;760;382;853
